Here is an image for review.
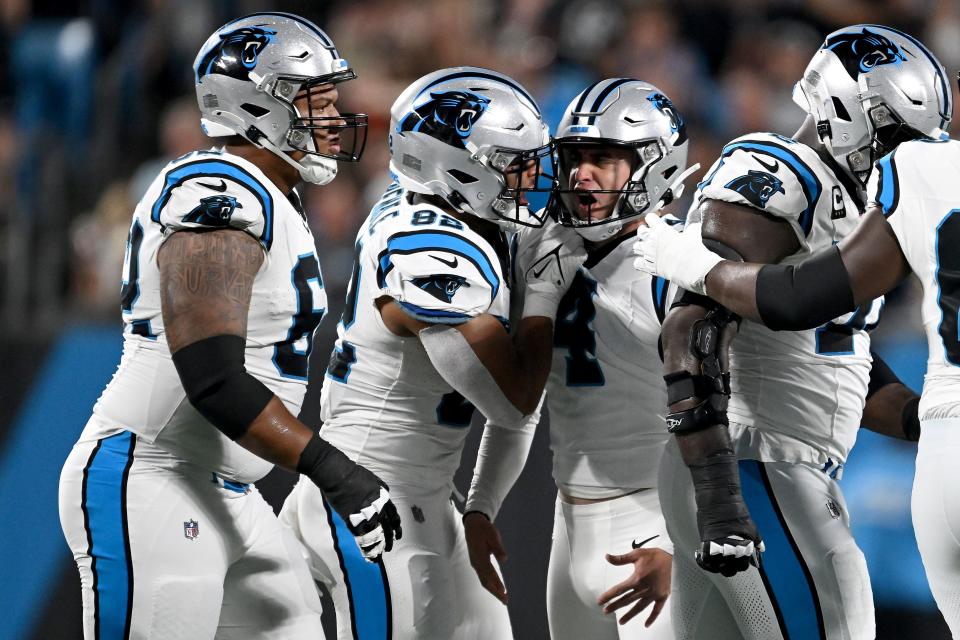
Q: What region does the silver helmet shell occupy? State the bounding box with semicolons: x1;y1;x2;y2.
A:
553;79;689;242
793;24;952;184
388;67;551;229
193;13;367;183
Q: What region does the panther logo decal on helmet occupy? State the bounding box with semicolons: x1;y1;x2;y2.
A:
646;91;688;145
182;195;243;226
196;27;276;81
397;91;491;149
823;27;907;80
724;170;785;209
410;274;470;303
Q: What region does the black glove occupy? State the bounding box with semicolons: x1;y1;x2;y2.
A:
690;450;764;577
297;434;402;560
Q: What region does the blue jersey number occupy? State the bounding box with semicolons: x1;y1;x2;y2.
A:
936;209;960;365
436;391;475;427
274;254;325;380
120;220;156;338
815;300;880;356
553;272;605;386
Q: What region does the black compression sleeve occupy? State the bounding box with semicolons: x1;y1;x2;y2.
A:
756;246;856;331
867;351;901;400
171;334;274;440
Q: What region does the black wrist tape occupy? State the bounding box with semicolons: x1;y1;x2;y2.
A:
171;334;273;440
689;450;752;540
901;396;921;442
756;246;856;331
297;433;366;498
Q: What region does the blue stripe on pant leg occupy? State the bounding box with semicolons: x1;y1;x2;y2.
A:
327;500;390;639
739;460;825;640
84;432;135;640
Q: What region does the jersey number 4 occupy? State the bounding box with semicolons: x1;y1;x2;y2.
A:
554;272;605;386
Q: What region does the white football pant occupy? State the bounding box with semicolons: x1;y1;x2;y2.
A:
58;421;324;639
658;439;874;640
913;418;960;637
281;477;512;640
547;488;675;640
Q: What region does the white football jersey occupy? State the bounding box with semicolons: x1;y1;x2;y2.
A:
527;232;674;496
92;148;326;482
868;139;960;419
693;132;882;464
319;182;511;492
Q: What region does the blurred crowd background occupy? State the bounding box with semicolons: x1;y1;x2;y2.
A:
1;0;958;637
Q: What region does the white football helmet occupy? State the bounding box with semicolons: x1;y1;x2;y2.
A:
793;24;952;185
194;12;367;185
388;67;552;228
553;79;690;242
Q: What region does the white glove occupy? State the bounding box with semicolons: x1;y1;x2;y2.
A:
632;213;723;295
515;219;587;319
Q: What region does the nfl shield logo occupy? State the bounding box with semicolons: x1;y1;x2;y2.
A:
184;519;199;540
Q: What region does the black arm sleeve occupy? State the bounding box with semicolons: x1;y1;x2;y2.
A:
171;334;274;440
756;246;857;331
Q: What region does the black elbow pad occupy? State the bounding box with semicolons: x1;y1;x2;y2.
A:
756;246;856;331
171;334;274;440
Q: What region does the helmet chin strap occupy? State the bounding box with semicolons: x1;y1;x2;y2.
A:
252;130;339;186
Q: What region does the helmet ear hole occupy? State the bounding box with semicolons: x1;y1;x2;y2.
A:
446;169;478;184
241;103;270;118
831;96;852;122
662;164;678;180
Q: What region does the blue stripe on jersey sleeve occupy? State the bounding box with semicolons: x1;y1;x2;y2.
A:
398;301;473;324
377;230;500;300
875;150;900;216
150;159;275;249
720;139;822;236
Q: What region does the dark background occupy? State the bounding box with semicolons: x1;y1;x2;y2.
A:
1;0;956;637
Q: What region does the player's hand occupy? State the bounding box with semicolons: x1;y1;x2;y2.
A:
598;544;672;627
516;218;587;319
695;531;764;578
463;511;509;604
326;465;403;562
632;214;722;295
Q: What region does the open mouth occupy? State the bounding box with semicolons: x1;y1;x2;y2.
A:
457;109;477;132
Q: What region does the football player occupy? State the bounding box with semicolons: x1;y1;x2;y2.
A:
278;67;585;639
632;25;945;640
634;44;960;640
58;14;400;639
464;79;693;640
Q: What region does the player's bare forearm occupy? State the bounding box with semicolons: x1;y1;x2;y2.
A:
159;228;264;351
379;298;550;414
694;198;801;323
862;382;920;441
456;314;552;414
238;396;315;471
703;262;764;321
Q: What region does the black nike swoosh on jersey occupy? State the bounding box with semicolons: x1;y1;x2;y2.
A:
632;534;660;549
753;156;779;173
530;245;563;279
430;255;458;268
197;179;228;192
